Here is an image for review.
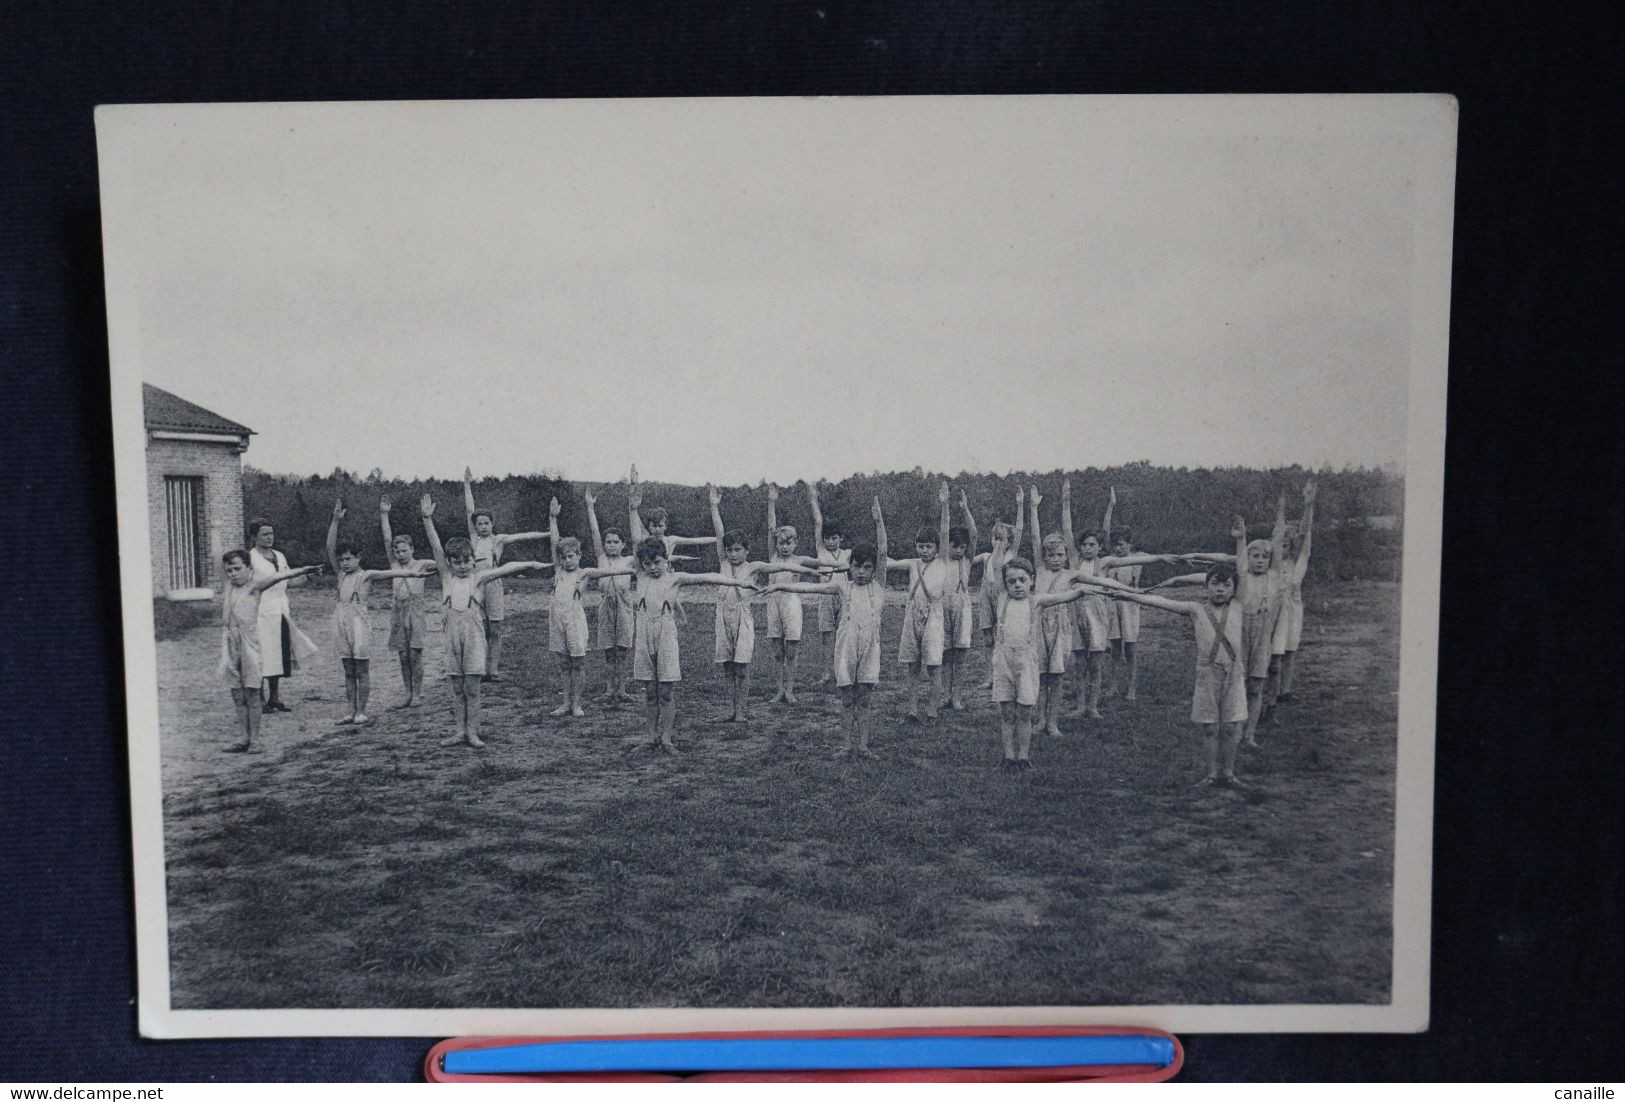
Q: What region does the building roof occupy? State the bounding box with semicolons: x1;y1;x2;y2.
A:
143;384;254;437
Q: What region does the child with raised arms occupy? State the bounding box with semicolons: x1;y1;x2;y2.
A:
584;486;639;704
1176;493;1289;747
463;466;552;682
885;481;955;723
422;495;549;748
712;485;828;722
808;483;851;687
1062;481;1168;721
1272;480;1317;703
763;484;831;705
1104;492;1144;700
1026;484;1077;739
988;555;1115;770
546;495;637;718
629;536;760;754
326;498;436;728
379;497;435;709
761;498;889;758
1104;516;1252;788
219;550;322;752
941;489;981;711
975;486;1026;689
627;462;718;564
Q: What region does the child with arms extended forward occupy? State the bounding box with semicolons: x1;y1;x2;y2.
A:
584;486;639;704
711;485;828;722
1107;516;1252;788
1063;481;1167;721
423;494;549;748
547;495;636;717
327;498;436;728
219;550;321;752
464;466;551;682
762;498;889;758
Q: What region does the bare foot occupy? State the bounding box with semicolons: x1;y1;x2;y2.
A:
618;691;642;704
335;716;356;727
784;691;799;705
439;735;466;747
770;690;788;704
1046;724;1064;739
1242;736;1260;749
224;741;253;753
466;734;486;748
571;706;585;718
1194;773;1217;787
856;745;878;759
659;738;682;755
549;704;570;717
1125;689;1137;701
950;696;965;711
1221;773;1250;789
1088;707;1105;720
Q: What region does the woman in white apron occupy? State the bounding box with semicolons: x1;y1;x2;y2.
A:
247;518;318;713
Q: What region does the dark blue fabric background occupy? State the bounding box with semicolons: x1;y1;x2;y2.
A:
2;1;1619;1082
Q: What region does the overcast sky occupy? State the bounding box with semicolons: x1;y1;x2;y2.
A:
117;96;1425;486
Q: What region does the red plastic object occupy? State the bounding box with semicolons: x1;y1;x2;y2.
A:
425;1025;1183;1084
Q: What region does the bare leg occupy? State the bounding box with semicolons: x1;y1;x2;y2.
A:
854;684;876;756
1244;676;1266;746
947;651;965;710
397;651;414;702
443;677;468;746
1278;650;1298;699
905;660;921;719
982;627;995;689
658;683;679;752
822;630;836;684
1123;641;1138;701
836;687;855;754
1220;721;1245;784
1264;655;1283;716
1041;673;1063;738
485;620;505;680
353;659;371;722
550;652;572;716
228;688;261;752
998;701;1016;761
1198;723;1220;784
339;658;358;723
1016;703;1034;761
463;675;485;746
616;648;639;702
926;664;943;720
1086;652;1104;719
569;657;585;715
783;640;801;703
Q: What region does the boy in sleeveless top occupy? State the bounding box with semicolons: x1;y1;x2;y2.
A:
379;497;435;709
1105;523;1145;701
326;497;436;729
219;549;321;752
546;496;636;718
584;487;640;705
712;485;828;722
423;494;549;748
761;497;888;758
808;483;851;688
1112;516;1252;788
889;481;954;723
626;462;719;567
941;489;981;711
463;466;552;682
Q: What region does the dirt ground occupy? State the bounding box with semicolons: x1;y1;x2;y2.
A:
156;578;1398;1010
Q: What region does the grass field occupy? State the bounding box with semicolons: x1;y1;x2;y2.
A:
156;579;1398;1010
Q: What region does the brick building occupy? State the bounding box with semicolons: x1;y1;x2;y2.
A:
144;384;254;600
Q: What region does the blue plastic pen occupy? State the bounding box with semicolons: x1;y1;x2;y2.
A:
443;1034;1176;1075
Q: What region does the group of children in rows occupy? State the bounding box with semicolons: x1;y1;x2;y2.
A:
219;465;1317;787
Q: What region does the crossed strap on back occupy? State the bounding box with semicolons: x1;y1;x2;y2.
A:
1202;603;1237;665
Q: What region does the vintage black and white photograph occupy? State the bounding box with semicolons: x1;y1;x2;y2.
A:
99;95;1452;1037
